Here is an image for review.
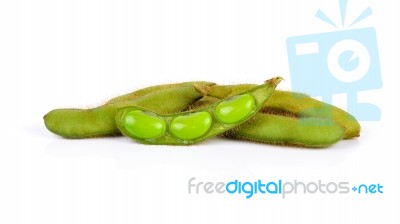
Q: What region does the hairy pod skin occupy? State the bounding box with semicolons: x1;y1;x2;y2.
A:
189;96;345;148
106;81;215;104
225;113;344;148
44;83;211;139
205;84;360;139
265;91;359;139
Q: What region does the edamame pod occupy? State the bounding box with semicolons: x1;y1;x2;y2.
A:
115;77;282;145
265;90;360;139
204;84;360;139
189;96;344;148
225;113;344;148
106;81;214;104
44;84;210;138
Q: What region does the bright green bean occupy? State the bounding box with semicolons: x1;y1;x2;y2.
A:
170;111;212;140
214;94;256;124
124;110;167;139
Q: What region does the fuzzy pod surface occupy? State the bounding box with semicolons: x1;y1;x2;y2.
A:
225;113;345;148
44;83;211;139
106;81;215;104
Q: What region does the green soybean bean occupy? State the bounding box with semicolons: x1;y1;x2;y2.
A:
204;84;360;139
214;94;256;124
44;83;210;139
189;96;344;148
124;110;166;139
115;77;282;145
170;111;212;140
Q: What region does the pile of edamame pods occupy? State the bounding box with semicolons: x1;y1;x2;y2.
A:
44;77;360;148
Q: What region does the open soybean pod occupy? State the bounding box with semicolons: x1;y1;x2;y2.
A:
115;77;282;145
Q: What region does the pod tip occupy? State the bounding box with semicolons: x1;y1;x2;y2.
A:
265;76;284;86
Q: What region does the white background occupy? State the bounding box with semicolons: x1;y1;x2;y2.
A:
0;0;398;223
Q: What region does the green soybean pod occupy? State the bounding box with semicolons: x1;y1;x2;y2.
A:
189;96;344;148
225;113;345;148
43;84;210;139
204;84;360;139
264;90;360;139
115;77;282;145
106;81;215;104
